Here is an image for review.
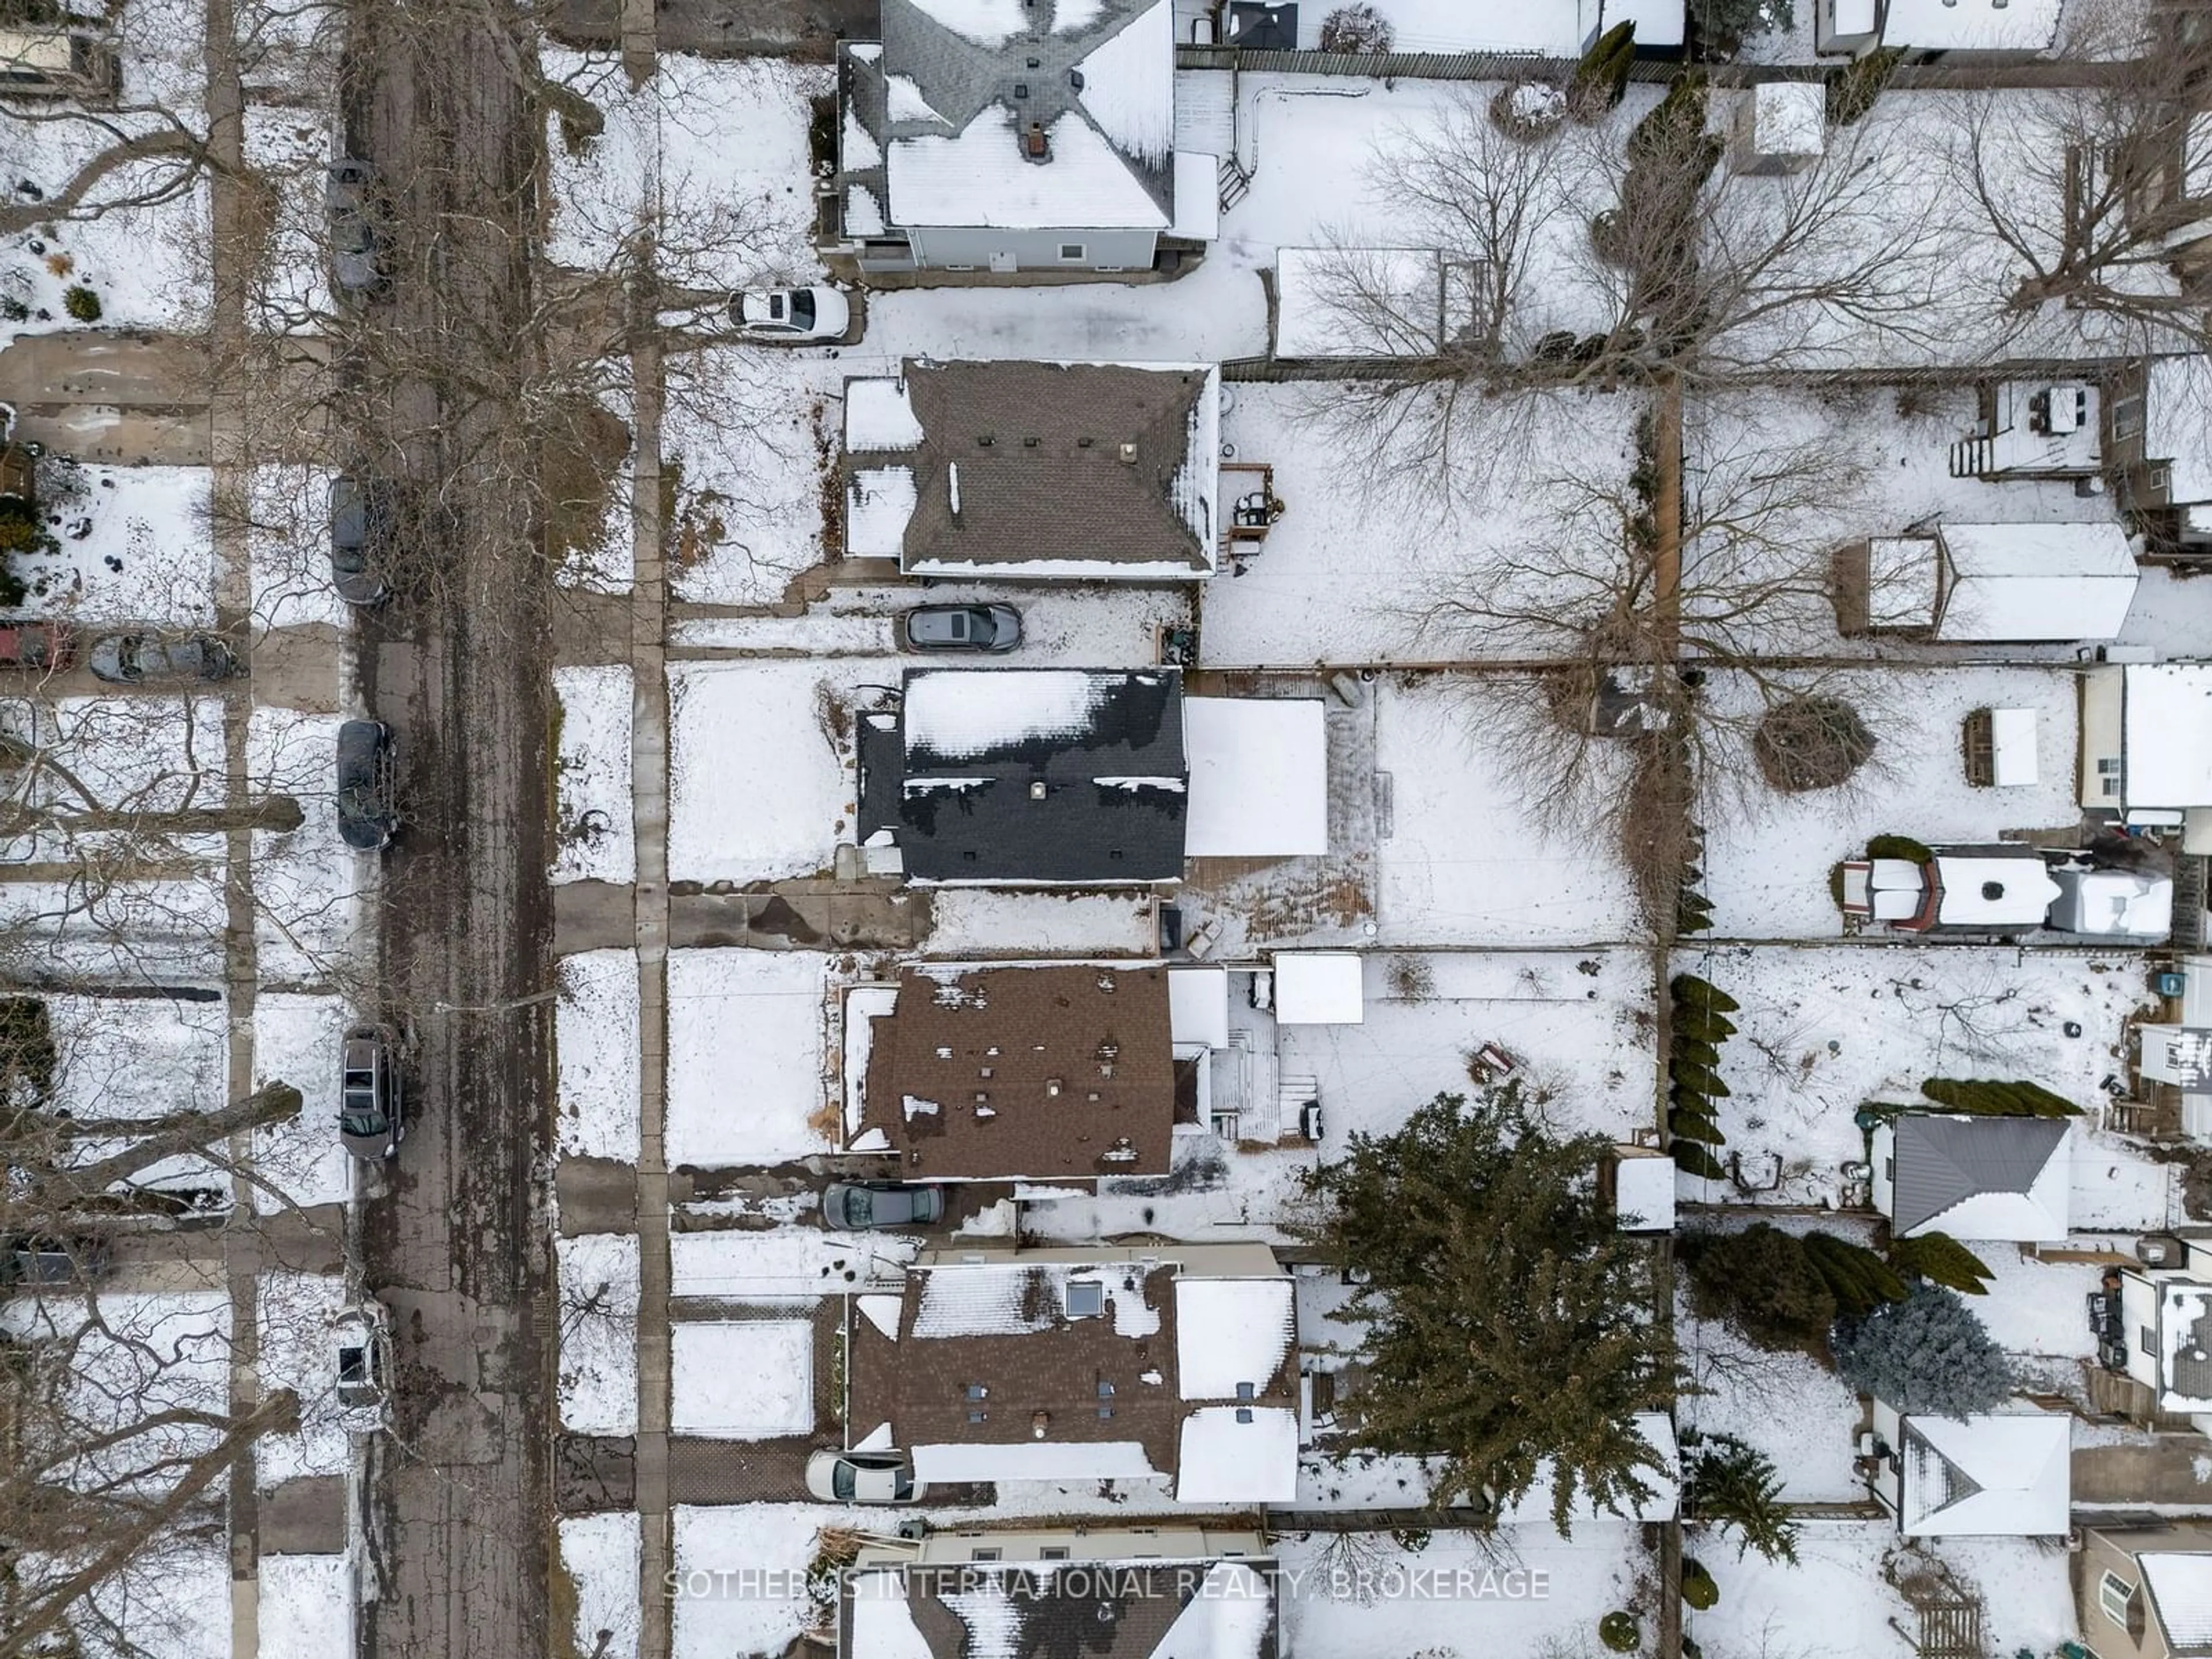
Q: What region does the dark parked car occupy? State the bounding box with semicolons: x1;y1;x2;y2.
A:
328;476;392;607
3;1234;112;1288
88;632;238;684
339;1024;402;1159
335;719;396;852
325;160;382;296
821;1181;945;1229
901;604;1021;654
0;621;74;671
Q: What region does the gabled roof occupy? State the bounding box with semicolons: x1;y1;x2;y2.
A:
1888;1114;2070;1241
843;361;1218;578
1933;521;2138;642
850;0;1175;233
857;963;1177;1179
2120;664;2212;810
846;1252;1299;1503
1894;1411;2070;1536
2142;1551;2212;1652
857;668;1188;884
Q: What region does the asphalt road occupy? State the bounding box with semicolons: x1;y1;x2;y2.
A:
343;2;555;1656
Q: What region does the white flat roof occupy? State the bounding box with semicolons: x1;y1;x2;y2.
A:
1272;952;1363;1025
912;1439;1160;1483
2125;665;2212;810
1614;1152;1675;1233
1175;1404;1297;1503
1173;1277;1293;1400
1167;964;1229;1050
1931;855;2059;928
1882;0;2060;50
1989;707;2039;787
1184;698;1327;858
1936;521;2138;642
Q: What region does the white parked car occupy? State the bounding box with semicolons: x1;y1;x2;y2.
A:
805;1448;925;1503
729;285;850;342
334;1302;393;1433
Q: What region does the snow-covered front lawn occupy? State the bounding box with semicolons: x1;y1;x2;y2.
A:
558;1232;642;1437
554;664;636;885
670;1319;816;1439
558;949;642;1164
665;949;831;1168
668;661;862;884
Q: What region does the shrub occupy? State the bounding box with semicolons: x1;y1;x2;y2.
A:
1671;975;1741;1016
1692;0;1787;50
1669;1108;1726;1147
1570;22;1637;119
1919;1078;2081;1118
1865;834;1933;864
1599;1611;1641;1653
61;285;100;323
1670;1057;1732;1099
1802;1230;1907;1316
1827;45;1904;127
1754;695;1876;792
1680;1558;1719;1608
1889;1232;1994;1296
1834;1283;2012;1415
0;494;55;567
1675;1037;1722;1071
1318;2;1393;51
1675;1141;1728;1181
1490;82;1568;142
1673;1006;1737;1046
0;995;55;1105
1683;1434;1800;1564
1683;1223;1836;1349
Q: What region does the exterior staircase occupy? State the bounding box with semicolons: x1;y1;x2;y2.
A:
1949;433;1993;478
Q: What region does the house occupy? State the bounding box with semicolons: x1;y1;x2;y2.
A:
832;0;1216;275
2103;1242;2212;1433
1870;1113;2071;1242
841;361;1222;579
855;670;1329;884
2137;956;2212;1137
843;963;1177;1179
1865;1402;2070;1536
1817;0;2061;58
2077;1520;2212;1659
840;1529;1276;1659
2080;664;2212;832
2108;355;2212;554
1839;846;2062;934
843;1242;1300;1503
1833;521;2139;643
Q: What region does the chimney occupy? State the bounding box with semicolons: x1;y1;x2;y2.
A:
1032;1411;1051;1438
1118;442;1137;464
1025;120;1048;158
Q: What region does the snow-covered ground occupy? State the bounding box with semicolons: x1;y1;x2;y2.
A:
11;464;216;624
249;992;353;1214
561;1512;643;1659
554;664;637;885
559;1231;642;1437
253;1271;351;1486
243;103;335;329
248;463;353;630
670;1319;816;1438
921;889;1161;957
558;949;643;1164
666;948;832;1168
256;1554;354;1659
44;990;228;1194
667;661;863;884
1678;1304;1866;1503
671;1505;848;1659
247;706;377;981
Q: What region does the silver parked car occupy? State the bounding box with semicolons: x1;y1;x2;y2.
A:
901;604;1021;654
88;632;238;684
821;1182;945;1229
334;1301;393;1432
339;1024;403;1158
805;1449;925;1504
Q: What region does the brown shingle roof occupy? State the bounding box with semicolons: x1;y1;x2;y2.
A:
852;361;1211;574
859;965;1176;1180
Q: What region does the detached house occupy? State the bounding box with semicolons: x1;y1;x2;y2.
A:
2080;664;2212;835
2096;1238;2212;1437
844;962;1177;1179
1870;1113;2071;1243
843;360;1221;579
844;1243;1300;1503
1865;1403;2071;1537
833;0;1217;275
2077;1521;2212;1659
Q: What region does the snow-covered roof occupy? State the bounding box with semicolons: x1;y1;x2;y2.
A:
847;467;918;556
1173;1277;1294;1400
2158;1282;2212;1409
888;108;1170;230
1272;952;1365;1025
846;378;925;452
1183;698;1327;858
1152;1563;1275;1659
912;1440;1161;1482
1989;707;2039;787
2142;1551;2212;1648
1613;1150;1676;1233
2147;354;2212;505
2123;665;2212;810
1274;248;1444;359
1887;1115;2070;1241
1894;1411;2070;1536
1930;854;2059;928
1600;0;1685;48
2049;868;2173;938
1167;964;1229;1050
1072;0;1172;169
1934;521;2138;642
1881;0;2060;50
1175;1405;1298;1503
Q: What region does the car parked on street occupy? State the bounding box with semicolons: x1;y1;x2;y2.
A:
335;720;396;852
328;476;393;606
334;1300;393;1431
0;620;74;671
339;1024;403;1158
821;1181;945;1229
900;604;1021;654
88;631;239;684
325;160;384;297
2;1234;112;1288
729;285;850;342
804;1449;925;1504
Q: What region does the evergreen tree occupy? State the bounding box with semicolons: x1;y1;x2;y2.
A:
1888;1232;1994;1296
1668;1107;1725;1147
1919;1078;2081;1118
1801;1231;1907;1316
1670;974;1741;1016
1681;1224;1835;1350
1303;1084;1680;1533
1834;1284;2012;1416
1681;1432;1800;1565
1674;1142;1727;1180
1570;21;1637;118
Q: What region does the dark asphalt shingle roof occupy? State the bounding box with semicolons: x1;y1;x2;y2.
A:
1889;1115;2070;1234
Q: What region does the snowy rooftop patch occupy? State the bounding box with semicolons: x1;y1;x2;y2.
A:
1882;0;2059;50
2142;1553;2212;1649
906;668;1126;758
2120;664;2212;810
1176;1405;1298;1502
1272;953;1365;1025
1173;1277;1293;1399
888;107;1168;230
1073;0;1173;168
1891;1409;2070;1536
846;466;919;557
1934;521;2139;642
1184;697;1326;858
844;377;926;452
670;1320;815;1438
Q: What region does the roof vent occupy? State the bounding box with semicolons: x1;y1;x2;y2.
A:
1235;1407;1255;1424
1014;82;1029;99
1070;69;1084;90
1031;1410;1051;1438
1046;1078;1063;1097
1029;780;1048;801
1025;121;1048;159
1981;881;2005;900
1118;442;1138;464
1027;55;1041;67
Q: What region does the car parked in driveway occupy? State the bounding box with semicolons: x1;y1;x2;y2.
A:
900;604;1021;654
804;1449;925;1504
339;1024;403;1158
729;285;849;342
335;720;396;852
821;1181;945;1229
334;1300;393;1431
88;631;239;684
328;476;393;606
325;160;383;297
0;621;74;671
